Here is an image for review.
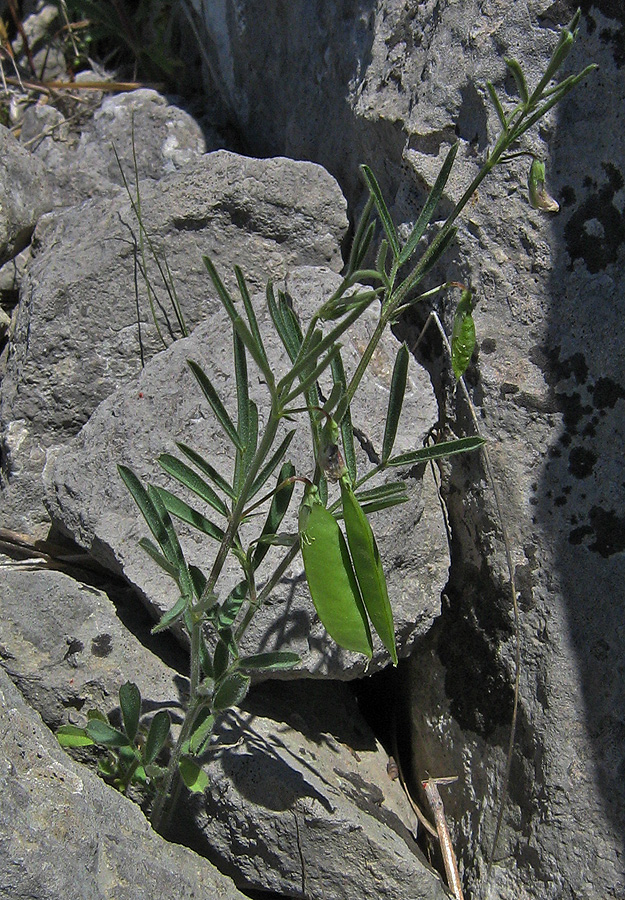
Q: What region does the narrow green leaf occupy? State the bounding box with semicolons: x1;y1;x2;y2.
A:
505;57;529;105
360;165;401;259
376;239;390;278
118;465;171;559
528;9;581;105
56;725;95;748
385;435;485;467
451;289;476;379
239;400;259;489
354;482;408;505
382;343;409;463
281;344;342;406
146;486;192;596
486;81;508;130
218;580;248;628
119;682;141;743
213;638;230;680
252;462;296;569
398;142;459;266
144;710;171;764
249;430;295;499
351;220;376;274
358;494;410;516
213;672;251;711
322;382;344;415
138;537;179;578
176;442;235;500
235;265;269;370
153;486;225;542
188;710;216;755
159;454;229;518
187;359;243;452
188;565;207;603
346;194;375;276
234;329;250;450
278;291;305;360
331;352;356;484
86;719;131;748
396;226;458;303
202;254;238;319
238;651;301;671
232;315;275;383
267;282;299;362
151;593;189;634
178;757;209;793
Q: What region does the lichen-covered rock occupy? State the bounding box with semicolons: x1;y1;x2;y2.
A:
192;3;625;897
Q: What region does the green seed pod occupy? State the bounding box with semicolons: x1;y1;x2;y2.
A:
299;488;373;657
340;477;398;665
451;288;476;381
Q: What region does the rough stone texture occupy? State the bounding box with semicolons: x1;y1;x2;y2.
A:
0;126;53;266
1;151;348;534
178;679;447;900
20;89;208;208
44;266;447;679
0;562;186;731
194;2;625;898
0;562;447;898
0;664;249;900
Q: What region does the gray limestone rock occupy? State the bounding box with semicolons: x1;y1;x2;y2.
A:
178;679;448;900
0;562;186;731
1;151;348;533
0;664;249;900
0;562;447;898
0;126;53;267
193;2;625;897
20;89;208;208
44;265;447;679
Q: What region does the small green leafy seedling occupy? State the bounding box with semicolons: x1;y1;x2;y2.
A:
57;682;173;796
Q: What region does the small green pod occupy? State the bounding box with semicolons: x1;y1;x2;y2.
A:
340;478;398;665
300;493;373;658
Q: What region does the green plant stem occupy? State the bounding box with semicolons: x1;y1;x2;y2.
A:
150;693;205;832
199;404;281;606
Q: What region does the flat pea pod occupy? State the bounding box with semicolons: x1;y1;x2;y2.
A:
340;477;398;665
299;490;373;658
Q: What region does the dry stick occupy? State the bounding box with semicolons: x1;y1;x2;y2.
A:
423;777;465;900
389;708;438;839
412;311;521;877
4;75;153;93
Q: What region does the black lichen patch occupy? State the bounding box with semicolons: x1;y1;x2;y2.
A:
591;377;625;409
568;445;598;478
91;633;113;657
588;507;625;557
437;580;515;738
569;507;625;556
564;163;625;273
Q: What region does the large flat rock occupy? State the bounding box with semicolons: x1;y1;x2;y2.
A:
44;266;448;679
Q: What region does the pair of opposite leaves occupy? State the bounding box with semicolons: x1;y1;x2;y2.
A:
299;477;397;664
